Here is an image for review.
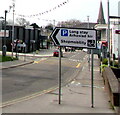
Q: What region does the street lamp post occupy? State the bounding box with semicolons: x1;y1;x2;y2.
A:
2;10;7;56
107;0;111;66
11;0;15;58
87;16;90;71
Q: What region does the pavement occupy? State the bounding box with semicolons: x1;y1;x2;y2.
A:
1;49;117;113
0;49;53;69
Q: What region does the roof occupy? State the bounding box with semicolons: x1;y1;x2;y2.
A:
79;22;97;29
97;1;106;24
94;24;108;30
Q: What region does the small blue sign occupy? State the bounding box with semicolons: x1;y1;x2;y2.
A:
61;29;68;36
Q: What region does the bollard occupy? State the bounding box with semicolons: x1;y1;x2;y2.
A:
2;45;7;56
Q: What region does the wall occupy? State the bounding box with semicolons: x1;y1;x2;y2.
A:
102;67;120;107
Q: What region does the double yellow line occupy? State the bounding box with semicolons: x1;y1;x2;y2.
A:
1;86;57;108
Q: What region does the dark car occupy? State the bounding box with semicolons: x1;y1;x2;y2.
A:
53;50;63;57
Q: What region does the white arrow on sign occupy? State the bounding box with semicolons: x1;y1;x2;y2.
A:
50;27;97;48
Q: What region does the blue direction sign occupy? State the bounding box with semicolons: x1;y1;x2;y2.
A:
50;27;97;48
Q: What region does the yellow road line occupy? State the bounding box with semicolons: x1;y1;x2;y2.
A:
76;63;81;68
34;60;43;64
34;61;40;64
34;58;47;64
1;86;57;108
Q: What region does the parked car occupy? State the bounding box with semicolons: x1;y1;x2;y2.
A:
53;50;63;57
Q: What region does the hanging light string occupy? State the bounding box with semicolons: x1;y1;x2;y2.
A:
14;0;69;18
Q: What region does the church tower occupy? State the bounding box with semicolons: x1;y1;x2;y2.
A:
97;1;106;24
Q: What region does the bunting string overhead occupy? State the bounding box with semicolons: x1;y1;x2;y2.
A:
15;0;69;18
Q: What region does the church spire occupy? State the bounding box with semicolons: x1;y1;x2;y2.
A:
97;1;106;24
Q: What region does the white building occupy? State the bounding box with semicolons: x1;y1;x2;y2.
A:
110;1;120;59
118;1;120;61
111;23;119;58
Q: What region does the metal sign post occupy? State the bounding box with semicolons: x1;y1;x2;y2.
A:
91;49;94;108
59;46;62;104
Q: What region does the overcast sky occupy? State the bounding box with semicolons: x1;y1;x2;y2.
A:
0;0;120;26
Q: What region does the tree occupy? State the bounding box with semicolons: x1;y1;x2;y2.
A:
16;18;30;26
30;23;40;28
57;19;81;28
45;23;53;30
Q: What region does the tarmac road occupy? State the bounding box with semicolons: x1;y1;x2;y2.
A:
2;51;86;103
2;52;116;113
